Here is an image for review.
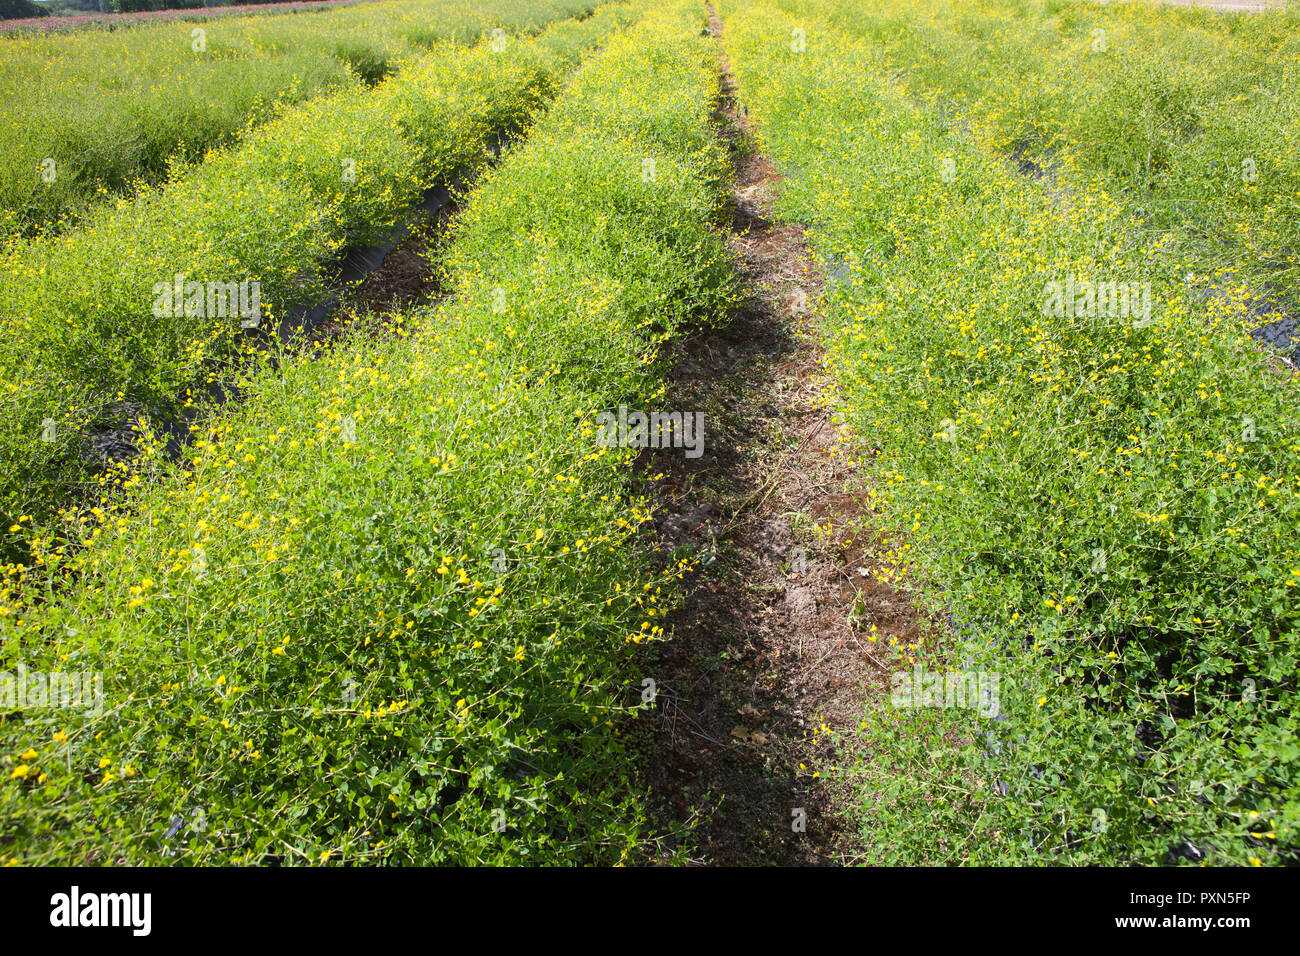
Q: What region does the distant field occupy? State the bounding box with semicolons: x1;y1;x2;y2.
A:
0;0;378;35
1162;0;1279;12
0;0;596;237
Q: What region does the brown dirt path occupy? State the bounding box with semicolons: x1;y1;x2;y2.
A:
631;8;930;866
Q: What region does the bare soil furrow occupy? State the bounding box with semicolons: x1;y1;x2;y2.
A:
633;8;929;866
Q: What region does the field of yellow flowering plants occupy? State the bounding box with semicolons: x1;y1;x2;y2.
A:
0;0;597;238
1;0;1295;878
724;0;1298;865
0;0;736;866
0;2;632;531
771;0;1300;353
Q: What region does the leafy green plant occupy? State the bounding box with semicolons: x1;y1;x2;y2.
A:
0;0;600;238
725;0;1299;866
0;0;735;866
0;3;626;528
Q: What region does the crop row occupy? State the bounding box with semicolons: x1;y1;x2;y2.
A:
769;0;1300;344
0;0;735;865
0;1;638;530
0;0;599;238
725;1;1299;865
